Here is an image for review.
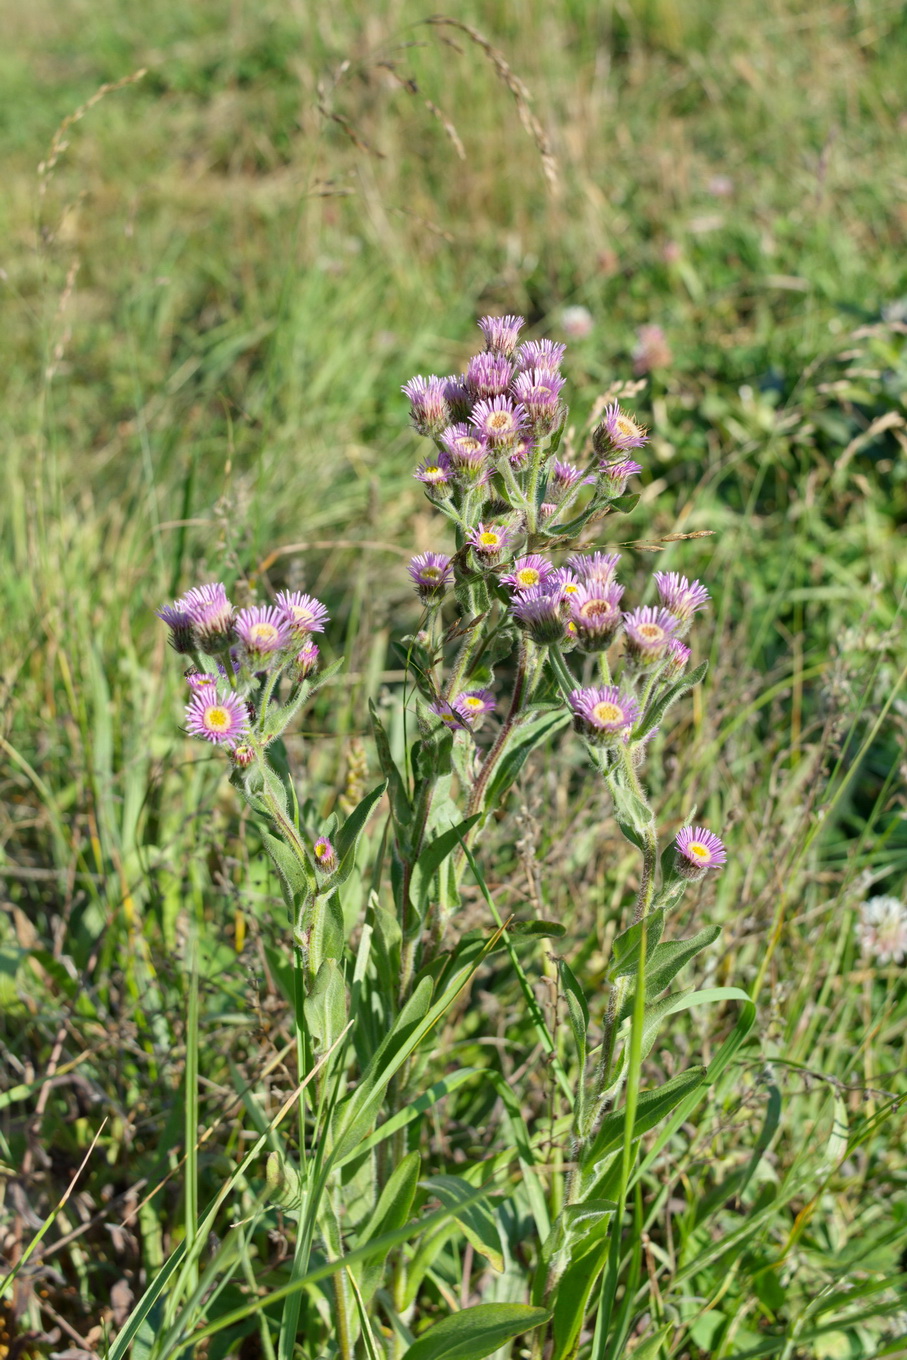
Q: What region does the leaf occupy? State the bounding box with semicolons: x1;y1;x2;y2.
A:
622;925;721;1004
356;1151;421;1300
336;1069;480;1170
557;959;589;1073
308;893;345;970
262;831;312;911
544;1213;613;1359
609;910;665;979
422;1175;505;1273
583;1066;708;1174
303;960;347;1054
402;1304;551;1360
330;781;387;888
609;778;653;832
633;660;708;742
631;1325;675;1359
508;918;567;938
609;492;640;513
410;816;480;916
369;700;412;828
482;708;570;813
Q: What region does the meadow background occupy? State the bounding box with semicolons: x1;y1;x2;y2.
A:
2;0;907;1355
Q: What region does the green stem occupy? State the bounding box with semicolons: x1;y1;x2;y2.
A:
465;639;529;819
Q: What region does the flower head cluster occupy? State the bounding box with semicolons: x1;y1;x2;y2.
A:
160;580;330;758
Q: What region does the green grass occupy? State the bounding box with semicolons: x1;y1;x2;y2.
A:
2;0;907;1356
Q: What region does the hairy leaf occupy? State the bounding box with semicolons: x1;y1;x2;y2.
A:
402;1303;551;1360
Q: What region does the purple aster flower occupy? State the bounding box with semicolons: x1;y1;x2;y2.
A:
623;606;679;662
430;698;467;731
567;582;625;653
466;352;514;400
236;605;291;665
294;640;320;679
185;668;218;692
314;835;337;873
674;826;727;879
477;313;525;357
567;551;621;586
414;450;454;497
442;375;473;421
515;339;566;373
402;375;451;437
183;582;236;652
158;599;195;654
550;567;582;601
653;571;711;627
467;522;511;563
408;551;453;603
569;685;640;743
275;590;330;637
549;459;592;500
184;688;250;748
470;395;527;449
599;457;643;497
231;743;255;768
454;689;496;726
511;585;566;644
512;369;564;435
501;554;553;592
440;423;490;484
662;639;691;680
593;402;649;453
540;502;558;519
509;436;535;470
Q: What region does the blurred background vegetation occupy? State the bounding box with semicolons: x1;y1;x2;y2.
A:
2;0;906;1355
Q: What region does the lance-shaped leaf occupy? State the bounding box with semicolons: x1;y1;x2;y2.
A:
409;816;480;917
303;959;347;1054
582;1065;708;1174
482;708;570;813
508;919;567;938
609;910;665;979
609;777;654;834
633;659;709;743
628;923;722;1004
557;959;589;1073
421;1175;505;1272
261;831;314;912
355;1151;421;1301
327;780;387;889
402;1303;551;1360
369;700;412;828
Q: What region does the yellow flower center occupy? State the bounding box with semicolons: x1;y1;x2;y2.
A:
422;566;441;579
563;582;579;595
517;568;540;586
425;465;441;477
205;705;231;731
579;598;610;619
462;696;483;710
315;840;330;857
479;532;499;547
616;415;640;437
250;623;279;645
459;438;482;453
488;412;512;430
592;701;623;725
639;623;664;641
688;841;710;860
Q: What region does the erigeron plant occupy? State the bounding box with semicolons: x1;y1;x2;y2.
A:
153;315;741;1360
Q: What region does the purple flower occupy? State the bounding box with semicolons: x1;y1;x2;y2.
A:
466;352;514;400
467;522;511;562
314;835;337;873
511;586;565;644
231;743;255;768
477;313;525;357
185;668;218;692
183;583;236;652
567;551;621;586
442;375;473;421
454;689;496;726
569;685;640;742
402;375;451;437
599;457;643;497
440;423;490;483
408;551;453;602
549;459;591;500
184;688;250;748
501;554;553;592
550;567;582;601
623;606;679;662
294;640;320;679
158;599;195;654
662;639;691;680
431;698;467;730
674;826;727;879
470;395;527;448
567;583;624;652
236;605;291;664
653;571;711;626
414;451;454;495
275;591;330;637
509;436;535;470
515;339;566;373
512;369;564;434
594;402;649;453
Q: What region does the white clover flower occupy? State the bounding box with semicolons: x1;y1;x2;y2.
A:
856;895;907;965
